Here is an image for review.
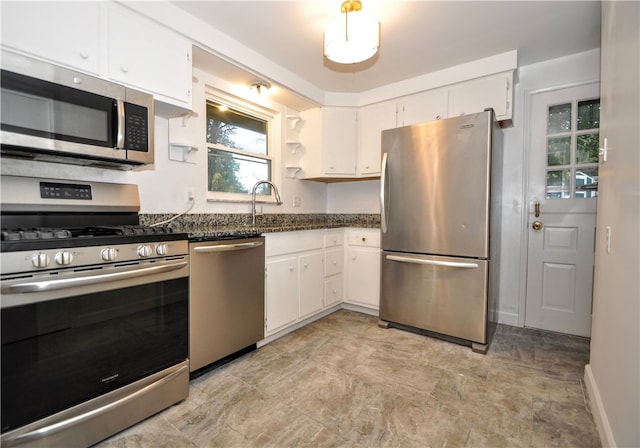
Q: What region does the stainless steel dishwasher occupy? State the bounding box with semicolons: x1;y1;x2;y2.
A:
189;236;265;373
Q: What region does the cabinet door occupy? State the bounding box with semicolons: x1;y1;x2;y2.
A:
1;2;101;75
299;252;324;318
107;5;192;107
398;88;448;127
448;72;513;120
266;257;299;333
358;101;397;175
322;108;357;175
346;247;381;309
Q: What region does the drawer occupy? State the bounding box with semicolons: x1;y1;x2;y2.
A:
324;275;343;306
346;229;380;247
324;230;344;248
324;248;344;277
266;230;324;257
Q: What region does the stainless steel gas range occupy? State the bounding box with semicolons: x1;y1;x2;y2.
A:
0;175;190;447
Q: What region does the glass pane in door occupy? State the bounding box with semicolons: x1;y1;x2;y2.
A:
577;99;600;130
546;169;571;199
548;103;572;133
576;133;600;163
575;167;598;198
547;136;571;165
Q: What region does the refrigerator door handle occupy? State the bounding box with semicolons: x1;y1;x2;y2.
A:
386;254;479;269
380;152;389;233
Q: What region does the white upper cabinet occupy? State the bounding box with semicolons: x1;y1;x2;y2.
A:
0;2;101;75
358;101;397;176
0;1;192;116
299;107;358;180
397;88;449;127
107;5;192;111
448;71;514;121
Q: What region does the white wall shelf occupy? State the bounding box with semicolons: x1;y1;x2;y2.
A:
169;143;198;163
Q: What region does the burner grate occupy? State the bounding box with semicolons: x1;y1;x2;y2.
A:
1;226;172;241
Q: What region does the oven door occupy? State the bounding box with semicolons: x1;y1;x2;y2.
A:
0;258;189;436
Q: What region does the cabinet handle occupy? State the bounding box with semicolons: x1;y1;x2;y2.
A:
351;256;357;261
361;237;366;242
332;260;337;265
80;51;89;59
303;263;308;268
333;289;337;294
121;66;129;73
289;265;294;271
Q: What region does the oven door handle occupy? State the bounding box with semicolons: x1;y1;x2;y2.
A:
1;261;188;294
193;241;263;253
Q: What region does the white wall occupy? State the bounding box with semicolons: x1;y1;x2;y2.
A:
585;2;640;447
325;49;601;326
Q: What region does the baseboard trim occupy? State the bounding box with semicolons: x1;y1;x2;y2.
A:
341;302;379;317
497;311;519;326
584;364;616;448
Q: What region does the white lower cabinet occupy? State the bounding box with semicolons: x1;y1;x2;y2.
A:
265;230;327;335
265;228;380;336
344;229;381;309
324;230;344;307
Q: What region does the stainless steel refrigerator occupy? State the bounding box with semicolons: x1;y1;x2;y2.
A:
379;109;502;353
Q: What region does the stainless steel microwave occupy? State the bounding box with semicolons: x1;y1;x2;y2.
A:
0;51;154;169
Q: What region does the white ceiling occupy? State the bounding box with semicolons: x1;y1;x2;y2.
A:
171;1;601;96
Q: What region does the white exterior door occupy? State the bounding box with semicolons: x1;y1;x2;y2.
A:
525;83;600;337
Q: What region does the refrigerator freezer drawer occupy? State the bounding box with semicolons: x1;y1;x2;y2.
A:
380;251;489;344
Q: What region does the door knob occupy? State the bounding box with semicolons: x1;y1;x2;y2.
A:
532;221;543;231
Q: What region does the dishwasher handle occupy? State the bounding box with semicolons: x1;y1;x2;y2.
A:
193;241;263;253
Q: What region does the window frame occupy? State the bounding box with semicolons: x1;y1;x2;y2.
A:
544;97;600;200
204;88;281;203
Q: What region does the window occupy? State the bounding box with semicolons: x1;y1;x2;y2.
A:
545;98;600;199
206;101;274;198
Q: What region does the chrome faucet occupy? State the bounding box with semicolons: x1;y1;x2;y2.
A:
251;180;283;225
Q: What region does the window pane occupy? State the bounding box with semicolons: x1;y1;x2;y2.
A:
206;103;267;155
577;99;600;130
208;148;271;194
547;136;571;166
575;167;598;198
548;103;572;134
576;133;600;164
546;169;571;199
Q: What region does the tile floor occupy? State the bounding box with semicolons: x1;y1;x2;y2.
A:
97;310;600;447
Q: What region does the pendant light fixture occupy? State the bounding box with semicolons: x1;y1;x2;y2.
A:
324;0;380;64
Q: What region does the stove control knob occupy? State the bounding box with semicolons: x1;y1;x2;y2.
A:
101;247;117;262
55;250;74;266
31;252;50;269
137;245;152;258
155;243;168;256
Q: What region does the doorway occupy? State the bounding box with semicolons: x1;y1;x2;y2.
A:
524;82;600;337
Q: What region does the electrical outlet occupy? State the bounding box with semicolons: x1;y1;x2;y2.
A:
293;195;301;207
184;187;194;204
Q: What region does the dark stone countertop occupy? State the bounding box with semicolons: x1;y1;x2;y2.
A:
140;213;380;240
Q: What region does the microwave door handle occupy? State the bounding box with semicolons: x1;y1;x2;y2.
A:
116;99;125;149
